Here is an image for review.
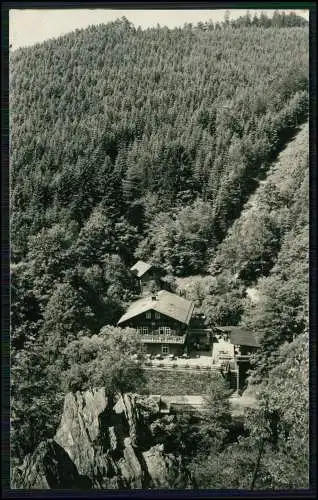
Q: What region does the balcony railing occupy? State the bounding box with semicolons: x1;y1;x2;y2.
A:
235;354;252;361
141;334;186;344
188;329;212;335
218;354;233;360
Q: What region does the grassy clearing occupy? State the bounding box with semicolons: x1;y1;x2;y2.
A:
141;369;220;396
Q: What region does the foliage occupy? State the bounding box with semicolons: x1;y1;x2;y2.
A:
189;333;309;490
11;343;65;461
59;326;147;394
147;374;233;467
190;436;259;489
201;272;246;326
229;11;308;29
211;211;282;283
136;200;215;275
184;125;309;488
198;376;233;450
175;275;216;308
242;222;308;382
11;326;146;461
245;332;309;489
209;128;309;283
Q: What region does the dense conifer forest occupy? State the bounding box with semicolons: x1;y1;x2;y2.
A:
10;12;309;489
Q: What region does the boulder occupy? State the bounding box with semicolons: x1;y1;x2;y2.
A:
11;439;91;489
13;389;186;489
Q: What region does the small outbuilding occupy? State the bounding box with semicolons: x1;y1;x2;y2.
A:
214;326;260;355
130;260;164;295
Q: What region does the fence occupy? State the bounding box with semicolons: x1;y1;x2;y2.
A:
143;362;219;373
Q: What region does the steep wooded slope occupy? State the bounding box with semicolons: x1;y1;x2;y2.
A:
210;121;308;283
174;122;309;363
185;122;309;489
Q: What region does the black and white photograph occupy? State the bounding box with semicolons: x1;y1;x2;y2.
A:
8;5;311;492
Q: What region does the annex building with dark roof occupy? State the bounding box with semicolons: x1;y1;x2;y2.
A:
130;260;169;296
215;326;260;351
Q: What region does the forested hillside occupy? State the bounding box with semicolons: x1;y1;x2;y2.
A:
10;18;308;268
10;13;309;489
181;123;309;489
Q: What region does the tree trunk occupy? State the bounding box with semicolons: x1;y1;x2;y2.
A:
250;438;265;490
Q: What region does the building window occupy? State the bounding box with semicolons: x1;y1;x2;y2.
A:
162;345;169;355
155;312;160;319
165;327;171;335
142;327;148;335
159;327;165;335
136;327;141;334
146;312;151;319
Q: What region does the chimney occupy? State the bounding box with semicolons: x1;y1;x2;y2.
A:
151;294;157;301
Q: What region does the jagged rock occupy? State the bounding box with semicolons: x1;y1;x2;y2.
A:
117;437;143;488
11;439;91;489
142;445;170;488
143;445;187;489
108;426;117;451
113;393;140;447
14;389;187;489
54;387;110;483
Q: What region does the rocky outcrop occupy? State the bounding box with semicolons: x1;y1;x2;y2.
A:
11;439;92;489
12;389;187;489
142;445;184;489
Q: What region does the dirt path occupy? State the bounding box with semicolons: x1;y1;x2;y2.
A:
243;122;308;302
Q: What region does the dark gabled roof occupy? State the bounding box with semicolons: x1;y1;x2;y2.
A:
215;326;260;348
118;290;194;326
130;260;153;278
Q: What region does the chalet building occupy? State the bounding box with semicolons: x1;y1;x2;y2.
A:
130;260;173;296
117;290;194;356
